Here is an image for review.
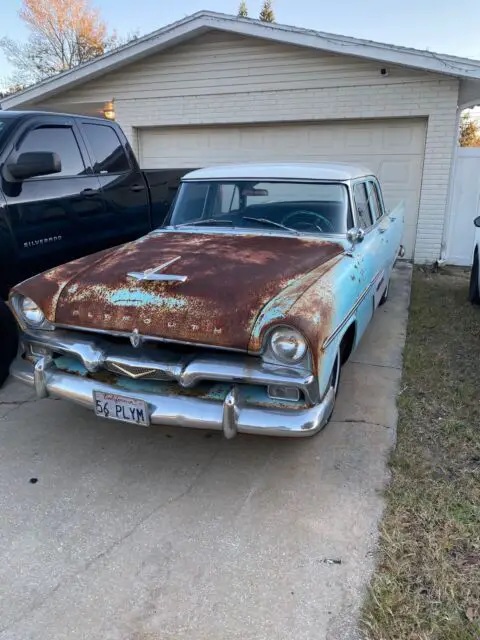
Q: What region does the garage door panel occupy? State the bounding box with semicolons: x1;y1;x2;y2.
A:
139;118;426;258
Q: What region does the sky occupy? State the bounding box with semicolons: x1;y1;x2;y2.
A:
2;0;480;85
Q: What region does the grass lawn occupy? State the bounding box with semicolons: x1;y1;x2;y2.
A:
362;267;480;640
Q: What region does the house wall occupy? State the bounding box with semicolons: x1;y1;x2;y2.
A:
39;30;460;262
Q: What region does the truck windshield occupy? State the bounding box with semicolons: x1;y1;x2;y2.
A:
167;180;351;235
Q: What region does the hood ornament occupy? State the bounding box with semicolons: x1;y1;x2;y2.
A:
130;328;143;349
127;256;187;283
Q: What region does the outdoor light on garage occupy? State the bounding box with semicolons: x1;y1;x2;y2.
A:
103;100;115;120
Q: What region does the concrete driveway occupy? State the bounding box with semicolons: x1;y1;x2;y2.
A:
0;265;411;640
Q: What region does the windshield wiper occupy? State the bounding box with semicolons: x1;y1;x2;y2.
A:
176;218;233;228
242;217;299;235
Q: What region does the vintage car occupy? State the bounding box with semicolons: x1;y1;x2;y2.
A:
9;163;405;438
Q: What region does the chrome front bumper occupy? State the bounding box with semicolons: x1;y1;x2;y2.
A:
11;330;334;438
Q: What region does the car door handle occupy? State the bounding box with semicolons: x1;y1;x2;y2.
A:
80;188;100;197
130;184;146;192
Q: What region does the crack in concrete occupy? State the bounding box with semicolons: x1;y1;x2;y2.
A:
331;419;392;429
348;360;402;371
0;398;38;420
0;444;222;635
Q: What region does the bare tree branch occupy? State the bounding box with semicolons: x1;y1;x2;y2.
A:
0;0;133;86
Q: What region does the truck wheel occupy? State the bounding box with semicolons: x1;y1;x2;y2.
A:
0;302;18;388
469;250;480;305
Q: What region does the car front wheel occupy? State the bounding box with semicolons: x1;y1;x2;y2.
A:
469;250;480;305
0;301;18;388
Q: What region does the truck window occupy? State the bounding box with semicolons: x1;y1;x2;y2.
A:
83;124;130;174
353;182;375;229
17;126;85;177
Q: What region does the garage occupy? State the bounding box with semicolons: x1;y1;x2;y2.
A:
3;10;480;263
139;118;426;258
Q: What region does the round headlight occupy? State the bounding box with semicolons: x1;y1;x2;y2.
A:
20;297;45;327
269;328;307;363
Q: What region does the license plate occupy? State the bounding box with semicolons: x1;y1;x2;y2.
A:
93;391;150;427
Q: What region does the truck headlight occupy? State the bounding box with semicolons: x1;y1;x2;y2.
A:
269;327;307;364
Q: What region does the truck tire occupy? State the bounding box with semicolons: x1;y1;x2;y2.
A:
0;301;18;387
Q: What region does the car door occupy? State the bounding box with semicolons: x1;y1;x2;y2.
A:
3;116;104;284
79;121;151;249
350;180;385;338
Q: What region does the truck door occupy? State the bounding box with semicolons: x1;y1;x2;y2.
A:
79;121;151;247
3;116;104;284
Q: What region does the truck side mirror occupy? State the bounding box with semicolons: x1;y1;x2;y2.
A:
6;152;61;181
474;216;480;228
347;227;365;244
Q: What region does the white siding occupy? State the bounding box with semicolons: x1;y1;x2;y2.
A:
40;30;460;262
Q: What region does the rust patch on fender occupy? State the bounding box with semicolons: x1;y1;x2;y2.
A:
249;255;341;373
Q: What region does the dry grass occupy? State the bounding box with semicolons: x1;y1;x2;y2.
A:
362;267;480;640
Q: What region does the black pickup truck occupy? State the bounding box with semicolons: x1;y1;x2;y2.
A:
0;110;188;384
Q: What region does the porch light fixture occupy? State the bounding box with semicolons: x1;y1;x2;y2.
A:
103;100;115;120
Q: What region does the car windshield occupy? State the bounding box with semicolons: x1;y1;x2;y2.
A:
166;180;351;235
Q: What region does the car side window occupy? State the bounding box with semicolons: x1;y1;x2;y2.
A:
82;123;130;174
353;182;374;229
366;181;383;220
17;126;85;177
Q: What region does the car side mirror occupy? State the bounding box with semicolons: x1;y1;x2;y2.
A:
474;216;480;228
6;152;61;181
347;227;365;244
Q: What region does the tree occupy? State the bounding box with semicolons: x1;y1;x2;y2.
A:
238;1;248;18
459;113;480;147
0;82;26;99
259;0;275;22
0;0;119;86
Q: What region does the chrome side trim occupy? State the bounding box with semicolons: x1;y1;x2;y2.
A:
11;357;334;439
323;270;383;349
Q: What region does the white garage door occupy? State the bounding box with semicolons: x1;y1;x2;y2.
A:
139;119;426;258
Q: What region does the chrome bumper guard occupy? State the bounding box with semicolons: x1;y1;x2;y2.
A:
11;329;334;438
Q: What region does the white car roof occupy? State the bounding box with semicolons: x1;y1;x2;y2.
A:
183;162;374;182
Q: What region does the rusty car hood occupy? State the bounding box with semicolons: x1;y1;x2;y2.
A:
15;231;345;350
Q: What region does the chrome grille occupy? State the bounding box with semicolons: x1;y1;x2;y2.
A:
105;361;173;381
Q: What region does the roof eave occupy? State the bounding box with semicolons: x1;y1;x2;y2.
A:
3;10;480;110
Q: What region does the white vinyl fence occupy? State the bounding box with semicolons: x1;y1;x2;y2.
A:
445;147;480;266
